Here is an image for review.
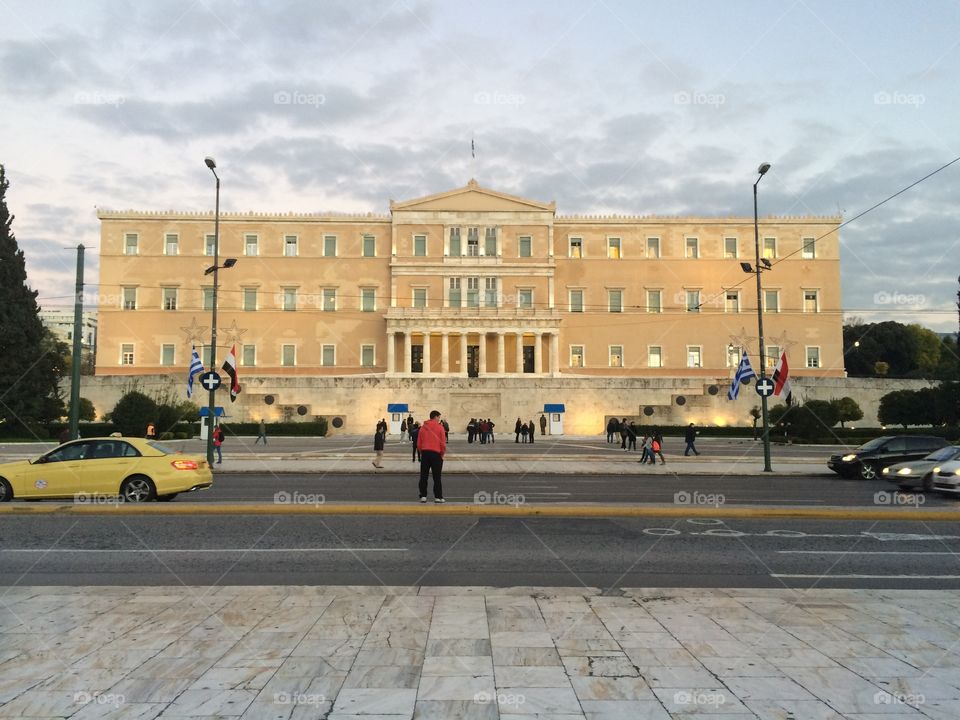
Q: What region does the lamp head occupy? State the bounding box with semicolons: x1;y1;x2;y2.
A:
740;262;753;273
760;257;772;269
758;162;771;175
204;157;217;170
223;258;237;269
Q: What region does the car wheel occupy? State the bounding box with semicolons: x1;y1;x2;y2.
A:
0;478;11;502
859;463;878;480
120;475;156;502
156;493;179;502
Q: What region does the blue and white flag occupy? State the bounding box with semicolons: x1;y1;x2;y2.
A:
727;351;757;400
186;346;203;398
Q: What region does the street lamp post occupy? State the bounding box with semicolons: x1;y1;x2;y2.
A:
753;162;772;472
204;157;220;468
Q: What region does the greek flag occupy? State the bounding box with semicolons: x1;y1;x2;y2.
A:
186;346;203;398
727;351;757;400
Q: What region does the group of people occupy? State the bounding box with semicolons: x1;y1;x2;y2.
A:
604;419;702;463
466;418;496;444
514;416;546;443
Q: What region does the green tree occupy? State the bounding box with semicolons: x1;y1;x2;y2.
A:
831;397;863;428
749;406;761;440
907;324;944;376
879;390;918;427
0;165;67;429
78;397;96;422
109;391;158;437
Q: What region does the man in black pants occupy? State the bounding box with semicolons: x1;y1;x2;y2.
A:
416;410;447;503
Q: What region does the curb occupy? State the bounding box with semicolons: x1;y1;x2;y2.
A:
2;503;960;520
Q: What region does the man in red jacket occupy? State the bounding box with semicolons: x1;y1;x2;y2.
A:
416;409;446;503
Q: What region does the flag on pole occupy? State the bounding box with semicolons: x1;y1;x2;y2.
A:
221;345;241;402
727;351;757;400
471;138;475;159
772;351;793;404
186;345;203;398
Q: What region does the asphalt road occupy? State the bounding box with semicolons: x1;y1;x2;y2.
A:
3;515;960;589
185;471;956;506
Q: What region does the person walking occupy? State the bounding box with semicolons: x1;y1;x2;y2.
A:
638;434;651;464
373;424;386;468
145;422;156;440
487;418;496;443
407;415;415;441
539;414;547;436
652;429;666;465
626;422;637;451
410;422;421;462
620;418;628;449
212;425;224;465
527;420;536;444
515;418;523;443
684;423;700;456
255;418;268;445
606;418;616;444
417;410;446;503
400;418;407;440
467;418;476;444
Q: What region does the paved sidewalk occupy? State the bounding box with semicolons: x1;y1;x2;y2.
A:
2;586;959;719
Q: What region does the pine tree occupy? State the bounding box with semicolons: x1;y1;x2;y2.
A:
0;164;66;430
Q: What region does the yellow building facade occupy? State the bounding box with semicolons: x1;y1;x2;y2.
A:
94;181;843;430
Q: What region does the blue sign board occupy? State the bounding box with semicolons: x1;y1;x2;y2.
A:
387;403;410;413
544;404;566;413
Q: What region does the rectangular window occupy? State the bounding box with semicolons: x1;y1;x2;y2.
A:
122;287;137;310
283;288;297;311
725;290;740;313
160;344;175;366
765;345;780;370
243;288;257;312
726;344;742;368
281;344;296;366
484;277;498;307
449;227;461;256
806;346;821;368
485;227;497;256
569;289;584;313
802;237;816;259
686;290;701;312
609;345;623;368
164;233;179;256
124;233;139;255
162;287;178;311
607;237;621;259
203;288;214;311
685;237;699;258
361;288;376;312
467;227;479;256
646;237;660;258
518;288;533;309
687;346;702;368
323;235;337;257
449;277;461;308
764;290;780;313
121;343;134;365
201;344;212;367
648;346;662;368
763;237;777;259
245;234;258;256
321;344;335;367
362;234;376;257
519;235;532;257
205;234;216;256
570;345;584;368
241;345;256;367
412;288;427;308
414;234;426;257
803;289;819;313
569;236;582;258
724;237;738;258
646;289;662;313
284;235;298;257
322;288;336;312
361;345;375;368
466;277;479;307
608;289;623;313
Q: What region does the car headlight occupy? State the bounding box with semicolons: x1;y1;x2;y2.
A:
897;468;912;475
841;454;857;462
933;467;941;473
955;469;960;476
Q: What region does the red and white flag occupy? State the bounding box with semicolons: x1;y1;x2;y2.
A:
221;345;241;402
772;351;793;404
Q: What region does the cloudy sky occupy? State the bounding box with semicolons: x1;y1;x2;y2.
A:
1;0;958;332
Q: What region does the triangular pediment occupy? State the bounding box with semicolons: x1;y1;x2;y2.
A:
390;180;555;213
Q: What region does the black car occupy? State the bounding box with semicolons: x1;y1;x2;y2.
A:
827;435;949;480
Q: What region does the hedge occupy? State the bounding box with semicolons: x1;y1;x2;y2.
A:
218;419;328;437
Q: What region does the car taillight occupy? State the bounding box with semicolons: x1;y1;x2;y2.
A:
171;460;199;470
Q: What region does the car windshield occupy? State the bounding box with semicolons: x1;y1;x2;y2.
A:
146;441;176;455
927;446;960;461
858;437;892;451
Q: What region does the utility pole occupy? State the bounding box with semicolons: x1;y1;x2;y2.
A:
67;244;84;440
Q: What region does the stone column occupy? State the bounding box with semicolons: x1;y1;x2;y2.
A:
534;332;543;374
478;331;487;376
441;332;449;374
496;332;505;375
403;331;412;374
550;332;560;377
460;332;468;377
422;332;431;376
387;331;395;374
515;332;524;374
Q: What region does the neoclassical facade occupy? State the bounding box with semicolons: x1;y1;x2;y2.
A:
93;181;843;429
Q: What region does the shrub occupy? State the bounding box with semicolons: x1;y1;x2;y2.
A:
109;392;158;437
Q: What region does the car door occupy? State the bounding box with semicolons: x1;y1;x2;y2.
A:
878;437;908;468
25;441;93;498
78;440;141;495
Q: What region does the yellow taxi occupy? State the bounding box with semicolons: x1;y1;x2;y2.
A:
0;437;212;502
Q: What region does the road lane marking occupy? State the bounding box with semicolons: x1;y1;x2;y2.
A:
0;548;408;553
779;551;960;555
771;574;960;579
